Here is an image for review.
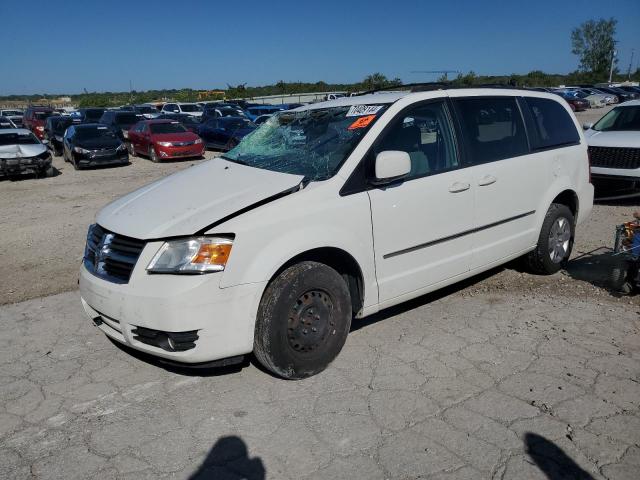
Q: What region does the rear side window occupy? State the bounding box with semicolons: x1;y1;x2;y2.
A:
525;97;580;149
453;97;529;164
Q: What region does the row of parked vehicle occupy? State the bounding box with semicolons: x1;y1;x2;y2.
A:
528;84;640;112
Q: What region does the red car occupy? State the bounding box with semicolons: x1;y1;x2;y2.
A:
23;105;55;139
127;119;205;162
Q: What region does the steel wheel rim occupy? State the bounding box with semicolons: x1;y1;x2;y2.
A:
287;289;334;353
548;216;571;263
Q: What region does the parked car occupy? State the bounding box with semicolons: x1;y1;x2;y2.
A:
0;116;17;129
253;114;273;125
580;88;618;104
99;111;143;140
62;124;128;170
23;105;55;139
160;102;203;117
572;90;607;108
127;119;204;162
596;87;637;103
584;100;640;190
197;116;256;150
156;113;201;133
134;104;160;119
616;86;640;97
243;105;286;121
0;109;24;127
73;108;106;124
79;88;593;378
44;116;79;155
201;104;246;123
555;91;589;111
0;128;54;177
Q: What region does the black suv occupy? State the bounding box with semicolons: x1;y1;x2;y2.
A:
98;111;142;141
76;108;106;124
62;124;128;170
44;116;79;155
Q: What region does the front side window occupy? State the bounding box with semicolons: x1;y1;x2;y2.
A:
179;104;200;113
454;97;529;164
224;104;388;181
374;101;458;179
593;106;640;132
525;97;580;149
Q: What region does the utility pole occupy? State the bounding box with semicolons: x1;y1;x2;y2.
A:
608;43;617;84
628;49;635;81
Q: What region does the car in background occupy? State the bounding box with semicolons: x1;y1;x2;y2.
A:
134;104;160;119
156;113;201;133
243;105;286;121
0;116;17;129
555;91;589;111
584;100;640;190
99;111;143;141
73;108;106;124
62;124;128;170
527;87;556;93
0;128;54;178
44;116;78;155
201;104;246;123
253;114;272;125
616;85;640;97
127;119;204;162
160;102;203;117
23;105;55;139
580;87;618;104
596;87;637;103
197;116;256;150
0;109;24;127
571;90;607;108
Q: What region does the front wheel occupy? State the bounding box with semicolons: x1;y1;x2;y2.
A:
128;142;136;157
524;203;575;275
253;261;352;379
149;145;159;163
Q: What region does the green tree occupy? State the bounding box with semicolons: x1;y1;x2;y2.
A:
571;18;617;75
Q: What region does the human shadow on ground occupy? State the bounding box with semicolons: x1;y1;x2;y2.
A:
189;435;266;480
525;432;594;480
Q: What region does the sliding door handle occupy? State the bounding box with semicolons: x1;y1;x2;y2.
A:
478;175;497;186
449;182;470;193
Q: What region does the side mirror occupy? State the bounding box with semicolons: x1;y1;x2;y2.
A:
373;150;411;184
582;122;593;130
41;139;49;145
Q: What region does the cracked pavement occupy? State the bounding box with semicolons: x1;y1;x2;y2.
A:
1;280;639;479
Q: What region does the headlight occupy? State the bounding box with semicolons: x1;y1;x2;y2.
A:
73;146;90;154
147;237;233;274
157;141;173;147
194;138;202;144
116;143;127;151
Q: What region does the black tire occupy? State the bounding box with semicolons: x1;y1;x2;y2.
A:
71;154;80;170
524;204;575;275
254;261;352;379
149;145;159;163
609;257;632;294
42;166;55;178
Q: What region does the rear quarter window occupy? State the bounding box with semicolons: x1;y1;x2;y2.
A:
524;97;580;149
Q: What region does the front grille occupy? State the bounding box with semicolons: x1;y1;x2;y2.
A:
589;146;640;170
172;141;195;147
91;148;118;157
84;224;145;283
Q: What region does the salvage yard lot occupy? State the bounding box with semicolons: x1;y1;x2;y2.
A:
1;108;639;479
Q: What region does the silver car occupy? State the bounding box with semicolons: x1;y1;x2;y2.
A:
0;128;54;178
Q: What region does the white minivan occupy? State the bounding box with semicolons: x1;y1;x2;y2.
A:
80;87;593;378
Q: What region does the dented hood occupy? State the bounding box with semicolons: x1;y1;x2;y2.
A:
0;143;47;159
97;158;303;239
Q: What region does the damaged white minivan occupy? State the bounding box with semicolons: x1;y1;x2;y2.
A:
80;87;593;378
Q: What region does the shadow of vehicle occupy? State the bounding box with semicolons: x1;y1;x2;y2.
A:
0;165;61;181
525;433;594;479
564;247;622;293
189;435;265;480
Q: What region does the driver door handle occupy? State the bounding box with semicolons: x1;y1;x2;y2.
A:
478;175;497;186
449;181;471;193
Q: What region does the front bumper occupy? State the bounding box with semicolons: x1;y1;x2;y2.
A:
76;152;129;167
0;155;51;175
155;143;205;159
79;242;266;363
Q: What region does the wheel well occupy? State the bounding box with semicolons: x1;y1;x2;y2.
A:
271;248;365;316
552;190;578;218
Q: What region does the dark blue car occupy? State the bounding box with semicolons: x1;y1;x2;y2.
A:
198;117;256;151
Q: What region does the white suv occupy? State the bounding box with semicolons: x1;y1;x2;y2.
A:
80;88;593;378
160;102;203;117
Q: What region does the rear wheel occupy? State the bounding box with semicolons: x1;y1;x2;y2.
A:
524;204;575;275
42;166;55;178
610;257;632;294
254;261;352;379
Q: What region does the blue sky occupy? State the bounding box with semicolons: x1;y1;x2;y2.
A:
1;0;639;95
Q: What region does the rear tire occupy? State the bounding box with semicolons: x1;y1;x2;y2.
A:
610;257;632;294
524;204;574;275
253;261;352;379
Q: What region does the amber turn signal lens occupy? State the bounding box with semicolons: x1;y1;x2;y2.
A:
191;243;232;266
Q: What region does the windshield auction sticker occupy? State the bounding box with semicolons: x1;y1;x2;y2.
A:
348;115;377;130
346;105;383;117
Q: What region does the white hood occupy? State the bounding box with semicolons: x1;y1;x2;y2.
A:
97;158;304;239
585;130;640;149
0;143;47;159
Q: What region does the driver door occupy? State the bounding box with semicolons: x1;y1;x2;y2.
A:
367;100;474;305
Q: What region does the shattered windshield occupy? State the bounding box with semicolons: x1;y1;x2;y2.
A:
223;104;388;181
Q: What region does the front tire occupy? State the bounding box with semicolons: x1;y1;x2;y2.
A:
524;204;575;275
128;142;136;157
253;261;352;379
149;145;159;163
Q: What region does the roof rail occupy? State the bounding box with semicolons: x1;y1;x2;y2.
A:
357;82;536;96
